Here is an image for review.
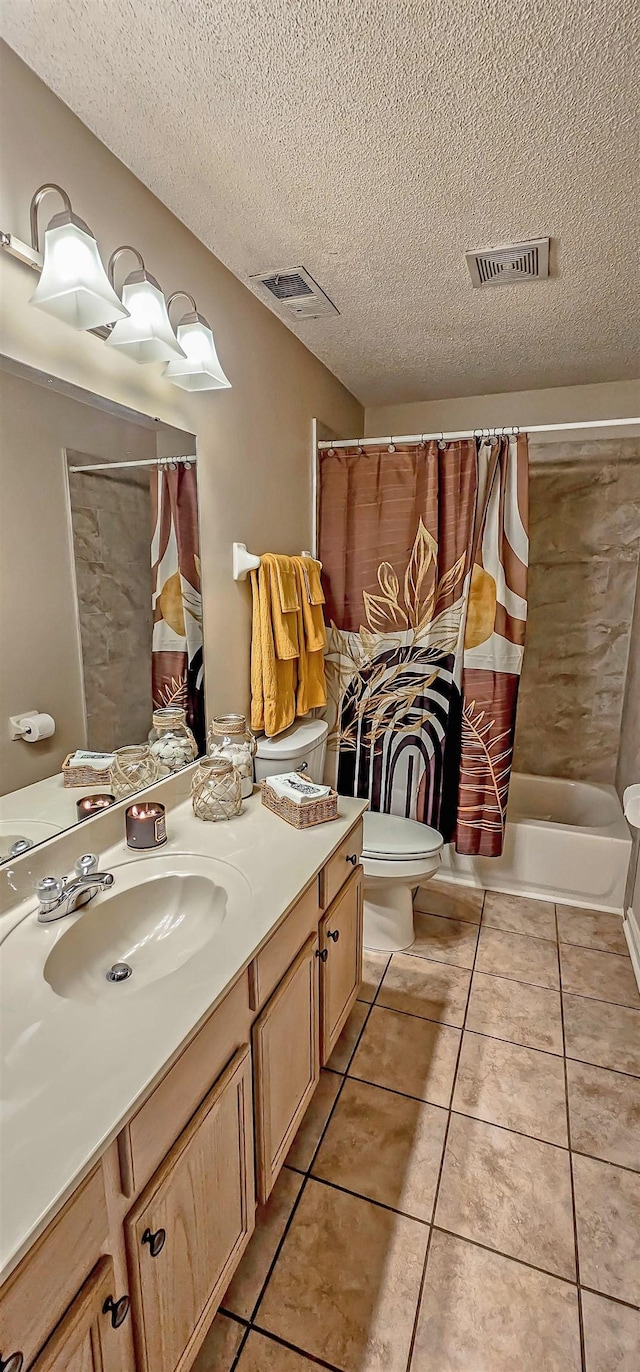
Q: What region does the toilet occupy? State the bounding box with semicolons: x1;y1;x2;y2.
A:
254;719;444;953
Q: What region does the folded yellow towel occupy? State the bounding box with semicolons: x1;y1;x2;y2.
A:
299;556;327;653
263;554;299;661
294;558;327;715
250;564;296;737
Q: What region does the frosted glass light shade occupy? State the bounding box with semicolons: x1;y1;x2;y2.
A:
30;213;129;331
164;313;231;391
105;271;186;363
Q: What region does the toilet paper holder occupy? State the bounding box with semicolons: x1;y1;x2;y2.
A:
10;709;56;742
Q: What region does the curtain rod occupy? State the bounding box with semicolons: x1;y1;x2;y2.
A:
317;417;640;450
68;455;197;473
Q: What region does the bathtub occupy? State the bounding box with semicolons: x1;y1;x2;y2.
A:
440;773;632;913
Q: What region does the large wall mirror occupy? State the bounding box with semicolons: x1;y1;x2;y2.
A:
0;355;203;861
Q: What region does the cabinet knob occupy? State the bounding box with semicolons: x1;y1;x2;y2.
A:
346;853;358;866
141;1226;166;1257
0;1354;24;1372
102;1293;130;1328
327;929;340;942
315;948;328;962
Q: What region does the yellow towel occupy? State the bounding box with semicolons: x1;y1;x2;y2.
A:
294;557;327;715
299;556;327;652
263;554;299;661
250;564;296;737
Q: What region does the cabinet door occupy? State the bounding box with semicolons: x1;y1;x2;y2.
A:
320;865;363;1065
124;1046;254;1372
32;1257;128;1372
253;933;320;1202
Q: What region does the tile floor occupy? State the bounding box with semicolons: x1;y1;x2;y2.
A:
195;881;640;1372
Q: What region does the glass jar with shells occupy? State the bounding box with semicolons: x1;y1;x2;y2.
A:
191;755;243;821
207;713;257;798
149;706;198;775
110;744;161;799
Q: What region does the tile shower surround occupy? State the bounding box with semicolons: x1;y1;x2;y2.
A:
513;437;640;786
194;881;640;1372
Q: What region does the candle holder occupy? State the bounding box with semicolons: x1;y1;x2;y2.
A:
125;802;167;849
76;794;116;821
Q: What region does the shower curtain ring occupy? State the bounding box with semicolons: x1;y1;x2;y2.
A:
438;431;446;450
388;436;396;452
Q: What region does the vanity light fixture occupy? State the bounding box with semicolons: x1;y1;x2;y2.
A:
164;292;232;391
105;246;186;363
7;184;130;330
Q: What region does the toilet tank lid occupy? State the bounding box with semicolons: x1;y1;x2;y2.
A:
255;718;329;760
362;810;444;858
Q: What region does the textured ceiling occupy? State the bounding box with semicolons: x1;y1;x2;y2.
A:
2;1;639;405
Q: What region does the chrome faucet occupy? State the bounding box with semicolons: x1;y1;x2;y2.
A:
36;853;115;923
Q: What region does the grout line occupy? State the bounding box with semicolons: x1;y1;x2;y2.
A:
404;889;486;1371
306;1171;432;1226
579;1284;640;1313
250;1322;347;1371
430;1225;579;1289
556;902;587;1372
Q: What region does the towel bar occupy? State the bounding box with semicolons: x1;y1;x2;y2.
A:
233;543;320;581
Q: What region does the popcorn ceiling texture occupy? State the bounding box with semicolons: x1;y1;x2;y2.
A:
1;1;639;405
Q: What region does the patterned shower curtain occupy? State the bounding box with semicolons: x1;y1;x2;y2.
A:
150;463;205;751
319;435;528;856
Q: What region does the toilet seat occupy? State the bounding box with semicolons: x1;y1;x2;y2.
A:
362;810;443;862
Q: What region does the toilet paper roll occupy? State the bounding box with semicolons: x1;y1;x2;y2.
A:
19;712;55;742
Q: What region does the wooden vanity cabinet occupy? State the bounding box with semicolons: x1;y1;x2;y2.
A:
31;1257;125;1372
123;1045;254;1372
319;865;363;1064
252;933;320;1202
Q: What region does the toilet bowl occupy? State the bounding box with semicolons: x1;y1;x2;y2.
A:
361;811;443;952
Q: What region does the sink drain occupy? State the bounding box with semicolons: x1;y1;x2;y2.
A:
106;962;133;983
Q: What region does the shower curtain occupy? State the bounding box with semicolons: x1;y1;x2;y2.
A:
150;463;205;751
319;436;528;856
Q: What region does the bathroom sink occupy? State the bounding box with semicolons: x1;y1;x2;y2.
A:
39;853;250;1004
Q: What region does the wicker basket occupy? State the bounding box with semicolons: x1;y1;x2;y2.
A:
62;753;113;789
261;775;339;828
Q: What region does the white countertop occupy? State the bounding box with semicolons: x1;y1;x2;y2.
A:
0;791;367;1282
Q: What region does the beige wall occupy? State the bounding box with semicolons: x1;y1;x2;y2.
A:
365;380;640;443
0;368;168;793
618;576;640;794
0;45;363;756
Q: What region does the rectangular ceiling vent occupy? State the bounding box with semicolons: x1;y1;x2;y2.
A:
466;237;550;288
250;266;339;319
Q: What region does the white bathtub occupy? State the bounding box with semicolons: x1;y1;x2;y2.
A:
440;773;632;913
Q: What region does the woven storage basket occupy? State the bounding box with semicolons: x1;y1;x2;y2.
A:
261;775;339;828
62;753;113;789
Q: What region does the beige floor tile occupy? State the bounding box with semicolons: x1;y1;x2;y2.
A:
475;925;560;989
560;946;640;1009
377;952;471;1026
452;1031;568;1145
349;1005;460;1106
410;1230;581;1372
567;1060;640;1171
257;1178;428;1372
286;1070;342;1170
409;911;479;969
581;1290;640;1372
466;971;564;1053
237;1330;319;1370
327;999;369;1072
222;1167;303;1319
192;1313;245;1371
313;1076;447;1220
435;1113;576;1278
556;906;628;955
414;879;484;923
358;949;390;1003
563;994;640;1076
573;1153;640;1305
482;890;557;941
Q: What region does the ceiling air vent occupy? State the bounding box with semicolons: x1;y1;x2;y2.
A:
466;238;550;288
250;266;339;319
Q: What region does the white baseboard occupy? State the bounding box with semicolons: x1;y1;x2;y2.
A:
624;906;640;993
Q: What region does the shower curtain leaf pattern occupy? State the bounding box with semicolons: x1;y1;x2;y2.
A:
151;464;205;751
319;437;528;856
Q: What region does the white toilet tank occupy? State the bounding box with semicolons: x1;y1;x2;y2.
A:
254;718;328;784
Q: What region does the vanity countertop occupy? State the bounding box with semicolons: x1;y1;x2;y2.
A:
0;791;367;1283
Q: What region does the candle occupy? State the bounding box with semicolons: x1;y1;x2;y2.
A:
125;802;167;849
76;793;116;820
